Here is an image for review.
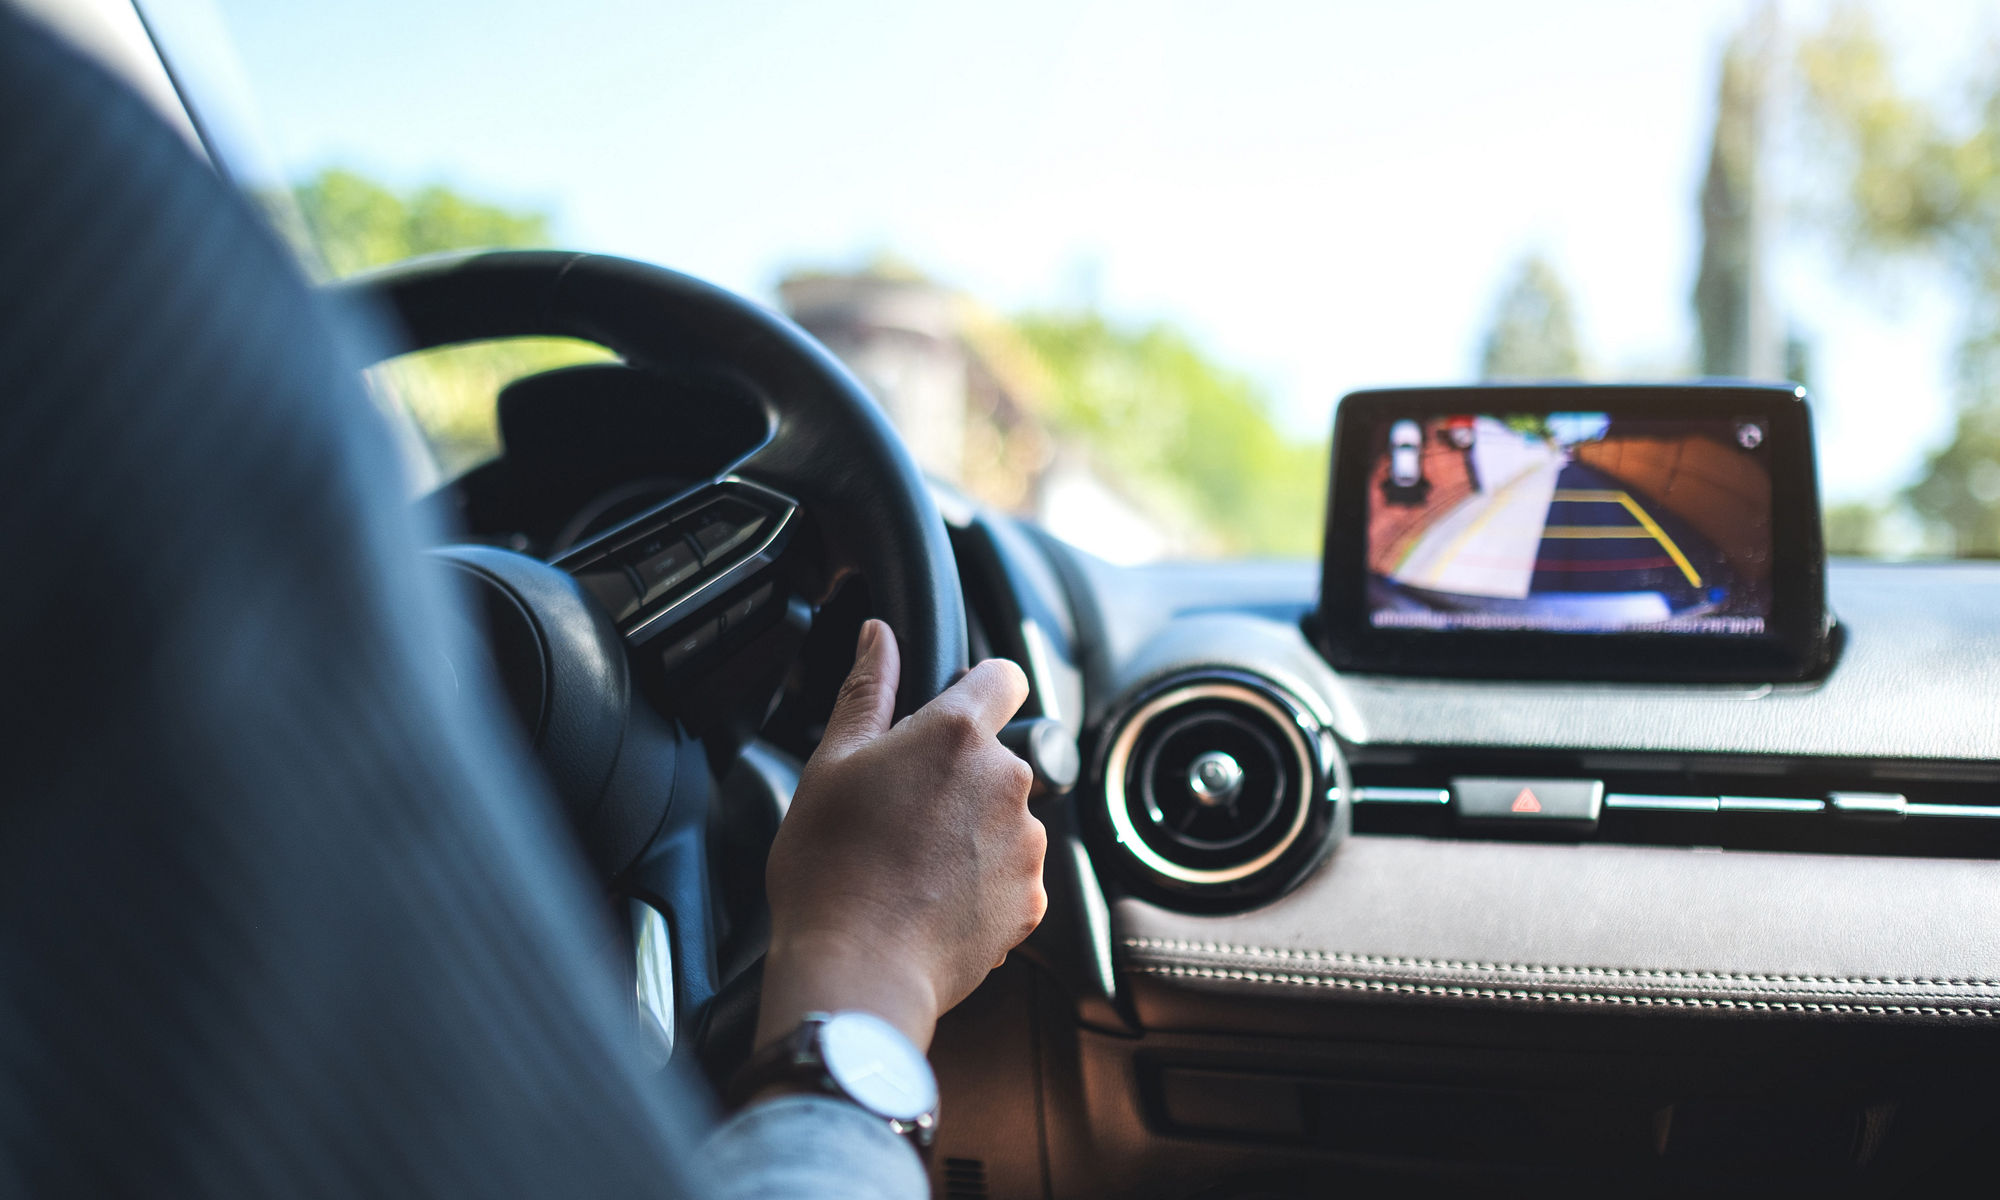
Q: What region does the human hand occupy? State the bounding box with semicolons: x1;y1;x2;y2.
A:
756;619;1047;1052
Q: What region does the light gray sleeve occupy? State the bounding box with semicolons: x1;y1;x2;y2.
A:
701;1095;928;1200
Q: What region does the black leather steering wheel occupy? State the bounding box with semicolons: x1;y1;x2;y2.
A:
342;249;966;714
332;250;968;1063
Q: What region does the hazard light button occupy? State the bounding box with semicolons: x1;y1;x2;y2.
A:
1452;777;1604;827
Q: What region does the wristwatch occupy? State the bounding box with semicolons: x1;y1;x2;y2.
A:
729;1011;940;1148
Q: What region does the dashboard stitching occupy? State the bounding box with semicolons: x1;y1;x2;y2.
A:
1121;937;2000;990
1131;964;2000;1017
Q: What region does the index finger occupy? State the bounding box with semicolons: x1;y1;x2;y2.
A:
924;657;1030;739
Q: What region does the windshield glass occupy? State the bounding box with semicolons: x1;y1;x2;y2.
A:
165;0;1998;562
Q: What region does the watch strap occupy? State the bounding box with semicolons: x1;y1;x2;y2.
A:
726;1012;938;1149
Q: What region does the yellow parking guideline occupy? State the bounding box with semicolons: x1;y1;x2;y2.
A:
1543;528;1660;537
1546;488;1703;588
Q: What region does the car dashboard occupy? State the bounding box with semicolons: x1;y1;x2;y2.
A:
438;367;2000;1197
929;498;2000;1198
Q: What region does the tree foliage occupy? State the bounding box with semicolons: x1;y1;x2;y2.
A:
1479;253;1583;380
279;168;552;280
265;169;606;479
1014;313;1325;557
1799;8;2000;552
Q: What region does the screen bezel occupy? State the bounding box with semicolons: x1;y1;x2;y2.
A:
1314;384;1832;683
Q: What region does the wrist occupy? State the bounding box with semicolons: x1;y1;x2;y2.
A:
758;926;941;1052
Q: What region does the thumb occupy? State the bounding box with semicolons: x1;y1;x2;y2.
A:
819;619;900;757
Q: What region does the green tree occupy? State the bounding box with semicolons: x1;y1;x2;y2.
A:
1799;8;2000;552
277;168;553;280
1014;313;1325;557
1478;253;1583;380
264;169;607;479
1823;499;1884;556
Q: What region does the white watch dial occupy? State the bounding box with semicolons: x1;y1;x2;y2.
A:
818;1011;938;1122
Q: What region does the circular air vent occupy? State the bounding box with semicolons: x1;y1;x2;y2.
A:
1100;673;1341;899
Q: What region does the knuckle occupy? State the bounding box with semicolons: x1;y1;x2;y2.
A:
939;706;985;748
1024;814;1048;858
1023;883;1049;935
1002;754;1035;796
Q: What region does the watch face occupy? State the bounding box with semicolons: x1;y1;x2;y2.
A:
818;1011;939;1122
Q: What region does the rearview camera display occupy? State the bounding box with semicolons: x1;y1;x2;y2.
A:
1366;413;1772;634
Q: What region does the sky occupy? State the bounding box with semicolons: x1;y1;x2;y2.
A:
162;0;1997;508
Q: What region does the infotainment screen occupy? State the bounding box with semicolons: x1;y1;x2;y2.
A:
1317;385;1831;682
1365;412;1771;635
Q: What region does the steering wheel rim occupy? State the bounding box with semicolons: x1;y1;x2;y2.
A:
336;249;969;719
331;252;970;1074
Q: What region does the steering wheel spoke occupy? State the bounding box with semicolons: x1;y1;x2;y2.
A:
551;477;802;677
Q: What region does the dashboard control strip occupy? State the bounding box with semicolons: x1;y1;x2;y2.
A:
1829;791;1908;818
1354;779;2000;825
1717;796;1824;813
1906;802;2000;819
1348;787;1450;806
1604;794;1719;812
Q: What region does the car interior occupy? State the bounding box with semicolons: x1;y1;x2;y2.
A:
25;1;2000;1196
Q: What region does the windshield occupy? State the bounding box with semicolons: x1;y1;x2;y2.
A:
159;0;1999;563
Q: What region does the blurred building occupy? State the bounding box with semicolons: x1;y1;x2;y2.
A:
779;267;1190;563
780;272;982;483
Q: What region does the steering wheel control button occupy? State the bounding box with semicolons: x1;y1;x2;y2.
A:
630;536;702;603
689;502;767;564
1187;751;1245;808
1830;791;1908;820
722;582;775;629
574;565;641;621
1453;777;1604;826
658;617;720;673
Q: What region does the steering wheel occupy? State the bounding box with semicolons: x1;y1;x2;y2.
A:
335;250;968;1069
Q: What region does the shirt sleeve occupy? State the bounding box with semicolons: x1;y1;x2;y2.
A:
0;11;937;1199
702;1096;929;1200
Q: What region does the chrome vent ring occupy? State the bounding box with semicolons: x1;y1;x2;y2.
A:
1102;674;1334;892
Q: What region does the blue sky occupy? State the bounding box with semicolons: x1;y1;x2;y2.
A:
178;0;1995;508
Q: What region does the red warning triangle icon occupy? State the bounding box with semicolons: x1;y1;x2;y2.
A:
1511;787;1542;813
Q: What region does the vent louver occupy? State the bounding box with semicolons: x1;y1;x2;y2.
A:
941;1156;987;1198
1099;672;1345;903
